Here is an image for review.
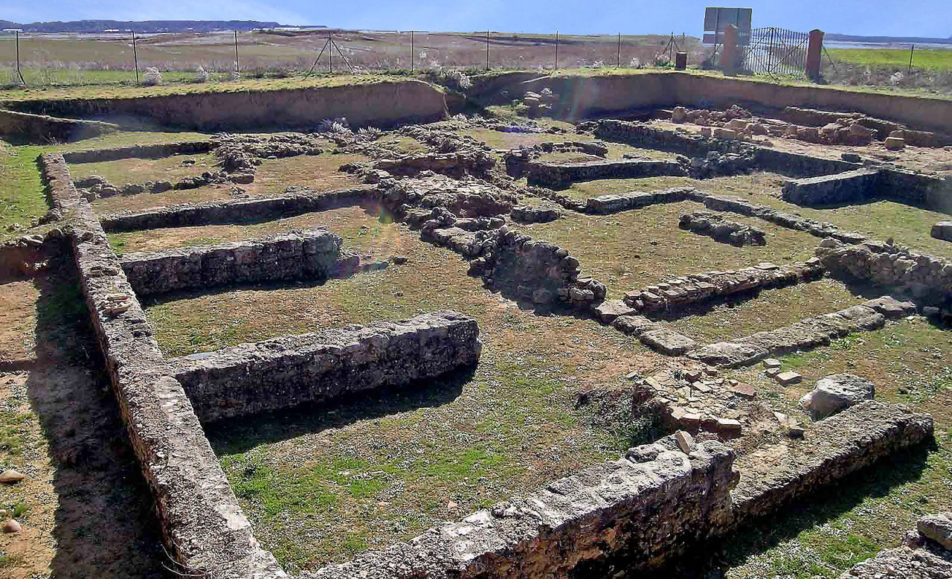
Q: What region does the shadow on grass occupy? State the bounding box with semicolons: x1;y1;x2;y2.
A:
641;440;935;579
23;251;167;578
207;365;475;456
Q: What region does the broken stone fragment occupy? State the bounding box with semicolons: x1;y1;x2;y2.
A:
799;374;875;420
775;371;802;386
0;469;26;484
2;519;20;533
917;512;952;551
675;430;694;454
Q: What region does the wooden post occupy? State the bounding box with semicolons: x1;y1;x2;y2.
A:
410;30;414;72
617;33;621;67
908;44;915;74
15;30;25;86
329;33;333;73
234;30;239;76
555;30;559;70
132;30;139;85
486;30;490;70
805;29;824;81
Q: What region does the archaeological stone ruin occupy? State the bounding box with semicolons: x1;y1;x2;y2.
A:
1;70;951;578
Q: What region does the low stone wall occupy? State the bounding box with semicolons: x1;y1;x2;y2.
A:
703;193;867;244
311;437;737;578
689;296;915;367
38;153;286;577
584;186;703;214
623;260;824;313
0;108;118;143
62;140;213;164
511;203;561;223
612;314;698;355
526;158;686;189
732;401;933;523
679;211;767;246
781;168;881;206
100;187;376;232
311;398;932;578
817;239;952;305
592;119;858;179
167;311;481;422
120;229;343;296
782;167;952;212
473;228;607;309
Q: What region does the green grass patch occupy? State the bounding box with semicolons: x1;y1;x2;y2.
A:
829;48;952;71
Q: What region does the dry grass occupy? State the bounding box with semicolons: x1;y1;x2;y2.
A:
516;201;822;298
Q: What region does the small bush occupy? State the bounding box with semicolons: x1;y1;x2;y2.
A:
142;67;162;86
196;66;209;83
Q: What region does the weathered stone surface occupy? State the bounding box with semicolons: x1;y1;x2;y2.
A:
584;186;703;214
526;158;686;189
510;203;561;223
120;229;342;296
168;311;481;422
800;374;876;420
919;513;952;551
690;298;902;367
732;401;933;523
679;211;767;246
782;168;881;206
817;239;952;306
775;371;802;386
594;299;636;323
624;260;824;313
40;152;287;577
101;187;376;233
641;327;697;355
0;469;26;484
932;221;952;243
841;545;952;578
310;438;738;578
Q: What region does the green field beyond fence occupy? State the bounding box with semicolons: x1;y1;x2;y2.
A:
829;48;952;70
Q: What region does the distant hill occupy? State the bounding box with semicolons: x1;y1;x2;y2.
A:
0;20;322;33
825;32;952;45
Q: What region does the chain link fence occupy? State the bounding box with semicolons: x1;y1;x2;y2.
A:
0;29;705;89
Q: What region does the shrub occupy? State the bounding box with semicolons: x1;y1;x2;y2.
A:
142;67;162;86
196;66;209;83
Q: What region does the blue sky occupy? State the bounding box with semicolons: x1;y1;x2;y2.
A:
6;0;951;37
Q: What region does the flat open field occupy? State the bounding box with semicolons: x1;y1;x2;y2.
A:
829;47;952;70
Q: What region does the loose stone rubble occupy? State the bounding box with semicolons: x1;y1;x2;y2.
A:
168;311;481;422
933;221;952;242
679;210;767;246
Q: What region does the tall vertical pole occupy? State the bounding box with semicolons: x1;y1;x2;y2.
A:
234;30;239;76
329;34;333;73
555;30;559;70
617;33;621;67
486;30;490;70
410;30;414;72
132;30;139;85
908;44;915;73
15;30;25;86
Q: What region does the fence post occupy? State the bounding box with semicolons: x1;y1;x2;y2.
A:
234;30;240;77
908;44;915;74
555;31;559;70
15;30;26;86
132;30;139;85
410;30;414;72
617;33;621;67
806;29;824;81
486;30;490;70
329;34;333;73
721;24;739;74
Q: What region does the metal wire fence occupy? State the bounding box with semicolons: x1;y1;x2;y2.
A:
0;29;705;88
